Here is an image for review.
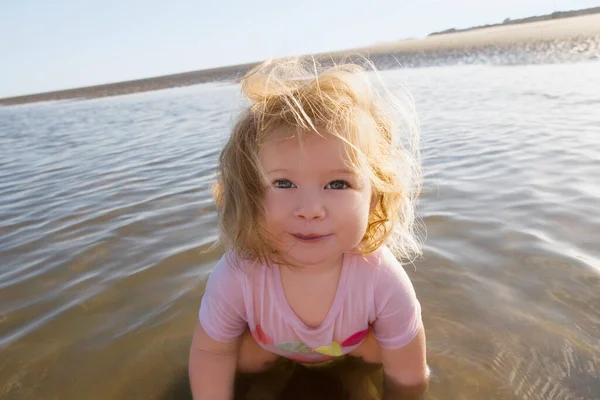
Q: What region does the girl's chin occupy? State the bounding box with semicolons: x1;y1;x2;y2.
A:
279;250;343;268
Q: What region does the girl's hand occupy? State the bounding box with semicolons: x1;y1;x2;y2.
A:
381;327;429;399
189;321;241;400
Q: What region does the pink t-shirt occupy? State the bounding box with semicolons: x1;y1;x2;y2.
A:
199;246;422;364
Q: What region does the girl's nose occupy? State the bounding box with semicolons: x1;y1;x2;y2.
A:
293;190;326;220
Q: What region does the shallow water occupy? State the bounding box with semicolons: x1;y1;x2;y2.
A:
1;56;600;398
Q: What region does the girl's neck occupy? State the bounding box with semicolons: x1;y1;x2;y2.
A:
278;254;344;276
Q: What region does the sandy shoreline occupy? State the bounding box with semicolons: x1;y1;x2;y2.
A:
353;13;600;55
2;14;599;106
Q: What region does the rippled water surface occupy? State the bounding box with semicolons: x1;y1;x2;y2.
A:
1;56;600;398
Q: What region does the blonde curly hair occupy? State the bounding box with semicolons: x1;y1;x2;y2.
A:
213;57;422;265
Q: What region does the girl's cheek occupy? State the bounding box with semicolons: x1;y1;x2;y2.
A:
264;190;290;213
264;189;278;205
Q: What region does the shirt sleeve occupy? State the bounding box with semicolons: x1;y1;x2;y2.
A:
372;247;423;350
198;252;248;343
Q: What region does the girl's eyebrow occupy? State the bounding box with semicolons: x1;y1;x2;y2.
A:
266;168;355;175
265;168;289;174
330;168;356;175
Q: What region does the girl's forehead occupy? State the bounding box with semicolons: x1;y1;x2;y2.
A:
269;125;358;149
259;132;371;179
260;132;345;163
261;126;353;151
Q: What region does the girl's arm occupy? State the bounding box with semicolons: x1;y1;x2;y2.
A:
190;252;249;399
380;326;429;400
369;247;428;398
189;321;241;400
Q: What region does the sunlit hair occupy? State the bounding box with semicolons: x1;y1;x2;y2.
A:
213;56;422;265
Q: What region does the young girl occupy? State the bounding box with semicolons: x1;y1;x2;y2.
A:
189;57;428;399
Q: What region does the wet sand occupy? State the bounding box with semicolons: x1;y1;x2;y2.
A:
1;14;599;106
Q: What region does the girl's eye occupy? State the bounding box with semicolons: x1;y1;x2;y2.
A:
273;179;296;189
326;180;350;190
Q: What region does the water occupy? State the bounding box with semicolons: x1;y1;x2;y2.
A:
1;56;600;398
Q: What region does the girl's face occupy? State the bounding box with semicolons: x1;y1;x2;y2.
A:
259;129;374;269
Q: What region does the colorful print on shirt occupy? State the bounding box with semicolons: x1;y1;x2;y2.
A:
251;324;370;363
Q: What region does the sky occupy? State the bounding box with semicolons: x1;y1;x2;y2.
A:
1;0;598;98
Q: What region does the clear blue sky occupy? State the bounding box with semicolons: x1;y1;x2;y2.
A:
1;0;598;98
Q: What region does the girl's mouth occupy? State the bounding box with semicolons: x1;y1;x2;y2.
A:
292;233;330;242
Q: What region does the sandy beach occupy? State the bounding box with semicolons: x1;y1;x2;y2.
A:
353;13;600;54
1;13;599;106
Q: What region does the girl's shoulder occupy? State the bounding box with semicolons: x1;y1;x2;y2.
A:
209;250;265;284
351;245;402;274
348;246;414;291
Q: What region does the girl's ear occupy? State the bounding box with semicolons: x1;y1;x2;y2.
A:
370;193;380;211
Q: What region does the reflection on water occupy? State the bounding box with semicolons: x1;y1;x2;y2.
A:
1;51;600;398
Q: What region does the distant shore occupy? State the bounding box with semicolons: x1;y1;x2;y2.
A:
428;6;600;36
345;13;600;55
2;12;600;106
